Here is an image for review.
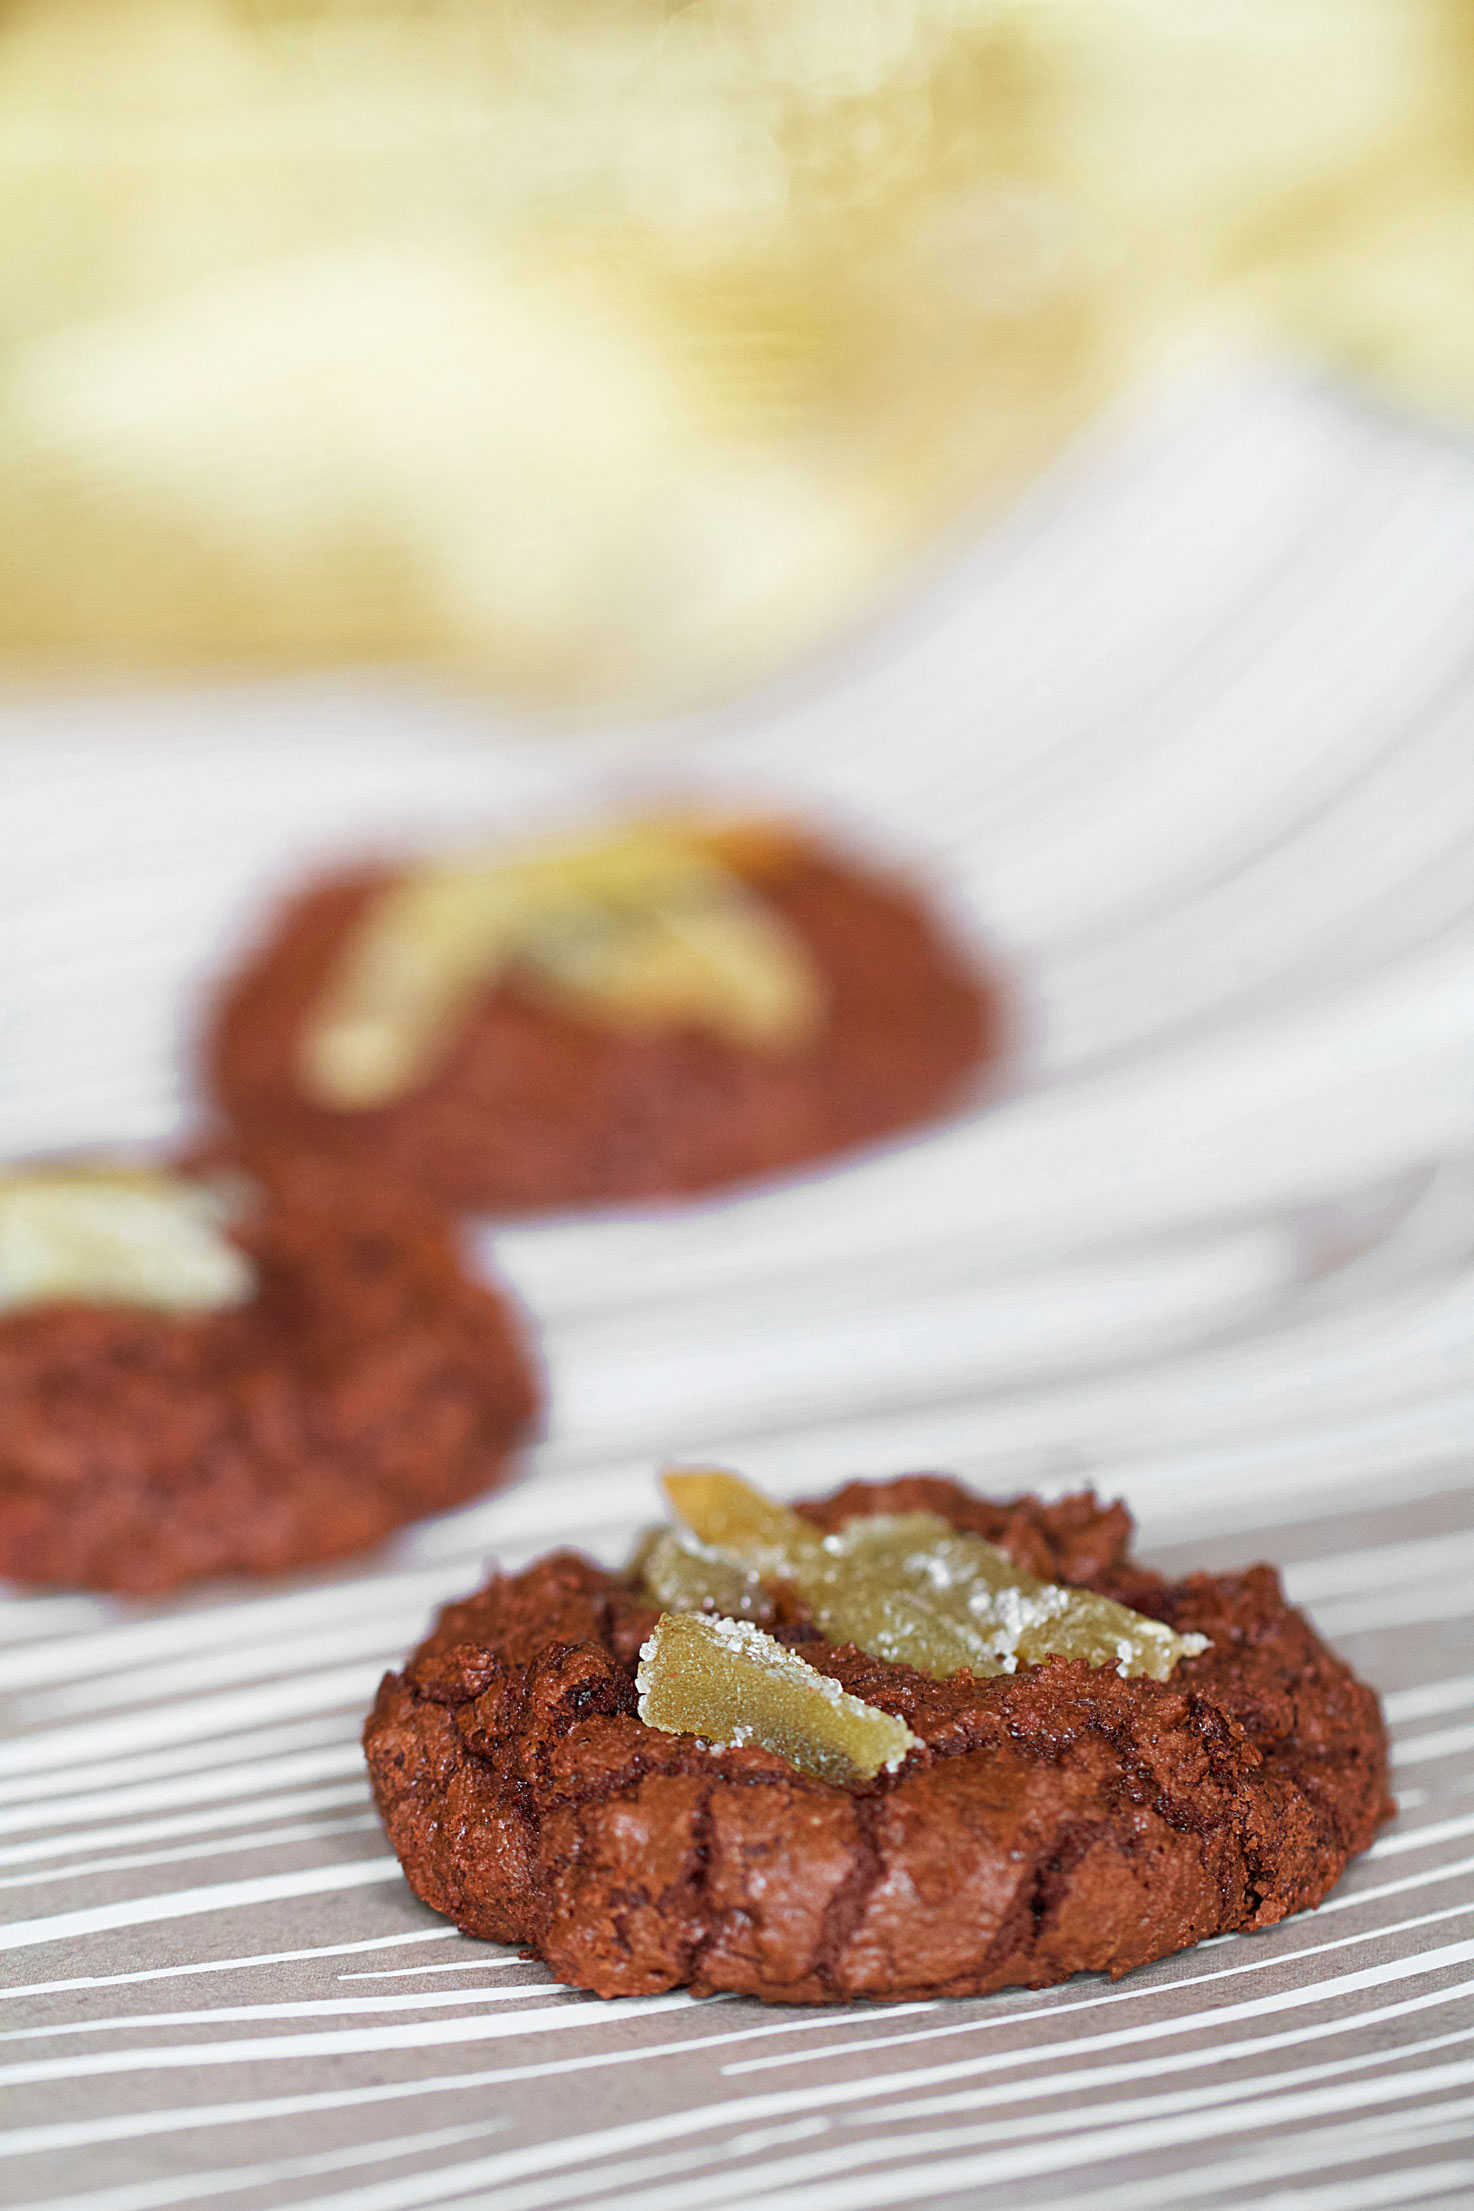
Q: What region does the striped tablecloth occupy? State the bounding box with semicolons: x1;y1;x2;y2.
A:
3;356;1472;2211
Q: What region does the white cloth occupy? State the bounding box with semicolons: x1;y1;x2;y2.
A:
2;355;1472;2211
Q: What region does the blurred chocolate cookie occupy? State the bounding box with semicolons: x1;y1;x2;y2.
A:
364;1470;1391;2004
0;1159;538;1592
205;814;1002;1213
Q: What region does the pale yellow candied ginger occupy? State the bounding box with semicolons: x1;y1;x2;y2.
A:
633;1526;777;1626
0;1168;254;1316
298;817;825;1109
636;1609;919;1786
656;1469;1207;1683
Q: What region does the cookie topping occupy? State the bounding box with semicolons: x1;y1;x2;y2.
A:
636;1609;919;1785
0;1167;254;1315
299;817;826;1109
632;1525;777;1625
653;1467;1207;1682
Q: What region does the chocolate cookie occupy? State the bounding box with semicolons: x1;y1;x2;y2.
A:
0;1159;539;1592
204;815;1002;1213
364;1475;1391;2004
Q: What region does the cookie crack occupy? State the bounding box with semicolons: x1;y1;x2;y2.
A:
1013;1820;1112;1963
812;1793;886;1995
684;1782;722;1991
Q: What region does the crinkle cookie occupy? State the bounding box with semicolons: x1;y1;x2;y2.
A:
204;814;1003;1213
364;1472;1390;2004
0;1158;539;1592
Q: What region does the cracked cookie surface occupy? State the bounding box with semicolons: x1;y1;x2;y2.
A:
363;1478;1391;2003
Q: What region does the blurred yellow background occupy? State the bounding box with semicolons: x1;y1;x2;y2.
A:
3;0;1472;710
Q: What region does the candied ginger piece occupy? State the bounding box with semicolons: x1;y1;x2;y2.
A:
534;890;817;1051
660;1471;997;1673
660;1467;824;1579
632;1526;777;1626
658;1469;1208;1683
636;1610;918;1786
825;1513;1207;1682
0;1167;254;1316
299;820;825;1108
298;864;534;1109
